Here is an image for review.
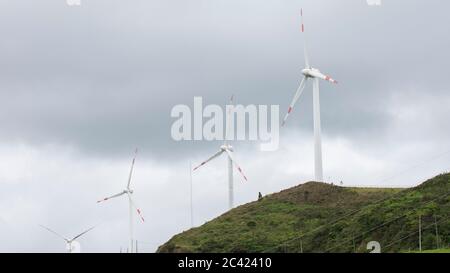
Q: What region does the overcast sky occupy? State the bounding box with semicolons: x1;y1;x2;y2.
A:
0;0;449;252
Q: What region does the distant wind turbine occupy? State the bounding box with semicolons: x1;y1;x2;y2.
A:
193;96;248;210
282;9;338;182
97;148;144;253
40;224;95;253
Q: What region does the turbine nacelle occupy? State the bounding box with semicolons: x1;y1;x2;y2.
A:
220;144;233;152
302;67;318;77
302;68;338;84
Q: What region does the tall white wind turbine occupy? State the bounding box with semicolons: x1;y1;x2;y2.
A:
282;9;338;182
97;148;144;253
193;96;248;210
40;225;96;253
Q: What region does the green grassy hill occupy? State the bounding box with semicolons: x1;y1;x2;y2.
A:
407;249;450;253
158;173;450;253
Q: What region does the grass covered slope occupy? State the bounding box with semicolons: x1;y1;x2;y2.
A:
158;173;450;253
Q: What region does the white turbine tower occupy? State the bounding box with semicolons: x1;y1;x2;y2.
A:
282;9;338;182
40;225;96;253
193;96;248;210
97;148;144;253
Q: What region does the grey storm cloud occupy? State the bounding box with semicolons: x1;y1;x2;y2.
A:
0;0;449;160
0;0;450;252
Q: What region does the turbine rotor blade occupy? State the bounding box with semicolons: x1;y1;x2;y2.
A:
282;76;308;126
225;95;234;143
39;225;69;242
127;194;145;222
224;149;248;182
97;191;126;203
193;150;224;171
324;75;338;84
71;225;96;241
127;148;138;190
301;9;310;68
318;72;338;84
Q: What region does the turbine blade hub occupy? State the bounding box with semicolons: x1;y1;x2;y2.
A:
221;144;233;151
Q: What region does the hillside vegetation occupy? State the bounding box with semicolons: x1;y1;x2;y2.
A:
158;173;450;253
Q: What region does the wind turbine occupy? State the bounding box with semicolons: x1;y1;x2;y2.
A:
40;224;95;253
97;148;144;253
282;9;338;182
193;96;248;210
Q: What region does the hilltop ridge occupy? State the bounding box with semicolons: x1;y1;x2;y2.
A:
158;173;450;253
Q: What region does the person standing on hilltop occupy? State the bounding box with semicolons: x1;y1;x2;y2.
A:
258;192;263;201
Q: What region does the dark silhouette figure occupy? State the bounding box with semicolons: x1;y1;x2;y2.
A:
258;192;263;201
